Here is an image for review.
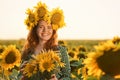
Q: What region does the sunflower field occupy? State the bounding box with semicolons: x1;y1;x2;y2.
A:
0;36;120;80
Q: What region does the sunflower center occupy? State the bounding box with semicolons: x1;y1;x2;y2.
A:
68;52;75;58
78;47;86;52
5;51;16;64
43;61;51;70
0;48;4;53
37;7;46;18
97;49;120;76
51;13;61;24
29;14;35;22
29;66;35;73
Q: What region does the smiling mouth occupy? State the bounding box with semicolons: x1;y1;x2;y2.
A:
42;33;49;36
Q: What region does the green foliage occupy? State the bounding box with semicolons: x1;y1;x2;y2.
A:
70;58;84;80
86;75;98;80
9;69;20;80
64;40;106;51
0;39;25;51
0;69;20;80
0;39;108;80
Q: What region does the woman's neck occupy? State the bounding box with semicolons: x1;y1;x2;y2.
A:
34;40;47;54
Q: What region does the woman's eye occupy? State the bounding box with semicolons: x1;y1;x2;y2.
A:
39;26;43;28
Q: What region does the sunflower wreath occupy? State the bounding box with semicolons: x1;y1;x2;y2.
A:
24;1;66;30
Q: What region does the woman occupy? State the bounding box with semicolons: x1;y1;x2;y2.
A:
20;1;71;80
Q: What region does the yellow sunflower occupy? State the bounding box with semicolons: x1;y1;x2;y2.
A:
58;40;67;47
94;40;116;52
114;75;120;79
47;50;60;62
24;8;38;30
53;54;65;67
0;45;21;70
44;13;51;25
0;45;6;54
4;69;12;76
50;8;65;30
34;1;48;20
69;58;79;73
84;39;120;79
24;1;66;31
0;54;2;59
33;50;64;73
84;52;104;78
47;50;65;67
77;45;87;52
112;36;120;44
0;66;2;74
39;57;55;73
80;66;88;80
23;60;37;78
32;50;50;61
71;73;77;79
68;50;77;58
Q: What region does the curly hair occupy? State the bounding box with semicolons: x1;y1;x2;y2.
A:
22;23;58;60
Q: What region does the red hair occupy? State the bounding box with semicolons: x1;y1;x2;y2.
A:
22;25;58;60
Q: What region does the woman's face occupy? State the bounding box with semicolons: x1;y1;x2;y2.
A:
37;20;53;41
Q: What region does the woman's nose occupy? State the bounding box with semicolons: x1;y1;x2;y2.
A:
43;27;48;32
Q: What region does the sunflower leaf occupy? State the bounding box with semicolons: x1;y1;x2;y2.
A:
9;69;19;80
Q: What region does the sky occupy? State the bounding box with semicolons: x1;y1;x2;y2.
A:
0;0;120;40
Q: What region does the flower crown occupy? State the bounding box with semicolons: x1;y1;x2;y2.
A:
24;1;66;30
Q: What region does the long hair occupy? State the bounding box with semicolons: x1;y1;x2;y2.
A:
22;24;58;60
